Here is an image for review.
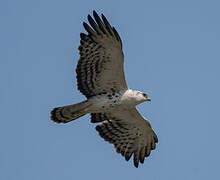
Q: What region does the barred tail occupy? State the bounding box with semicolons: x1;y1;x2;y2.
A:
50;100;91;123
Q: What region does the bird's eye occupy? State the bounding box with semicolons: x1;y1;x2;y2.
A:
142;93;147;97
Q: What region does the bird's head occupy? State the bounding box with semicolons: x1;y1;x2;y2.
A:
141;92;151;102
134;91;151;103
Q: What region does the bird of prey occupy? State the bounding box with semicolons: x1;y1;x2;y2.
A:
51;10;158;168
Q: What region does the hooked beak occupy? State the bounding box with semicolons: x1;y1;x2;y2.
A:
146;97;151;101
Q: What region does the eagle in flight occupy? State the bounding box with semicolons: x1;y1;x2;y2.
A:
51;10;158;168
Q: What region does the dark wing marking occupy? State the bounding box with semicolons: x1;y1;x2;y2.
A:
76;11;127;98
95;109;158;168
90;113;108;123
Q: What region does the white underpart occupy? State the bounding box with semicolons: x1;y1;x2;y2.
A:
87;89;146;113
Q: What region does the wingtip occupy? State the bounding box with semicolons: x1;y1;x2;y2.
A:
93;10;98;17
134;162;139;168
87;14;93;21
82;22;87;29
125;153;132;161
139;158;145;164
101;13;109;25
154;134;159;143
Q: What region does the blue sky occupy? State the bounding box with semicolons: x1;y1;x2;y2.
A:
1;0;220;179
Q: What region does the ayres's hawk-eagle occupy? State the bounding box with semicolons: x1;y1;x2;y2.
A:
51;11;158;168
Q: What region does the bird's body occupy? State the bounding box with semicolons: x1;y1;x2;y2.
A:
88;89;150;112
86;89;124;112
51;11;158;168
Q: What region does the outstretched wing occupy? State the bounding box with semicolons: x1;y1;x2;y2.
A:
95;108;158;168
76;11;127;98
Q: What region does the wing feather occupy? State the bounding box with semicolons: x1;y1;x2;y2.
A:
101;14;114;36
93;11;107;34
90;113;108;123
88;14;102;35
95;108;158;168
83;22;96;37
76;10;127;98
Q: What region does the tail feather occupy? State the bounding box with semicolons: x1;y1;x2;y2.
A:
50;100;91;123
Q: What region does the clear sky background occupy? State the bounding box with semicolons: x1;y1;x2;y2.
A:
1;0;220;179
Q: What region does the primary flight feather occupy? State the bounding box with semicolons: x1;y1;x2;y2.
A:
51;10;158;168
